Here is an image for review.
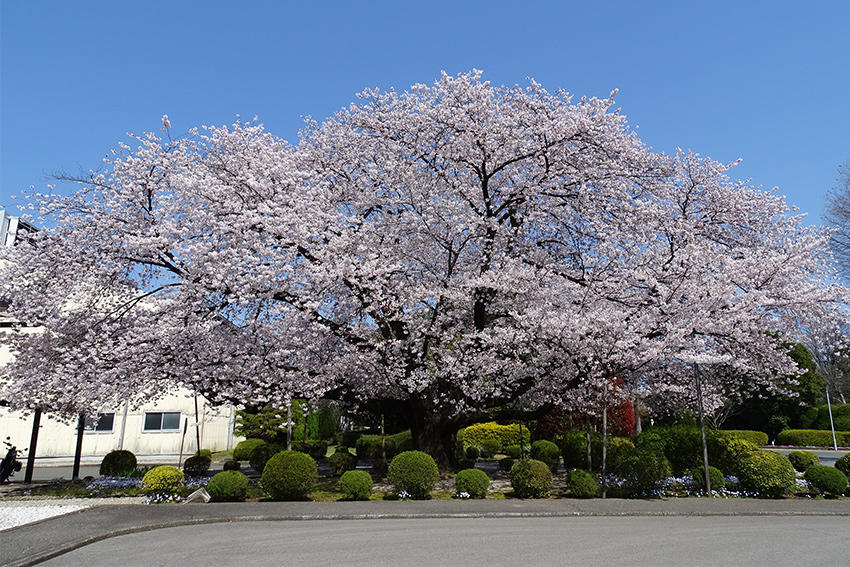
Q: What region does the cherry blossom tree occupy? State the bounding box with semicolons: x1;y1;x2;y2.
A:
1;71;842;466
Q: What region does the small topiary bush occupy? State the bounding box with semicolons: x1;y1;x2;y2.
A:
499;457;515;471
616;449;671;496
737;450;795;498
606;437;636;471
183;455;212;476
328;448;358;476
787;450;820;472
195;449;212;458
341;429;367;448
142;465;184;494
510;459;552;498
504;444;528;459
292;439;329;461
465;445;481;460
478;438;501;459
690;466;725;491
338;470;373;500
454;468;490;499
804;465;848;496
387;451;439;499
249;443;282;474
233;438;265;461
223;460;241;471
355;430;415;460
207;470;249;502
261;450;317;500
566;468;599;498
833;453;850;478
99;450;137;476
531;440;561;473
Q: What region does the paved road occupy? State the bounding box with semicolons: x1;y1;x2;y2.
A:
40;516;846;567
767;448;848;466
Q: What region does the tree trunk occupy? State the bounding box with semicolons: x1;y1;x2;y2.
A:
409;399;458;469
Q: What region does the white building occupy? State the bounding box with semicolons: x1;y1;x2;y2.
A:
0;209;241;458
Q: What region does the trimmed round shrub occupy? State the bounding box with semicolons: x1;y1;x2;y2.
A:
338;470;373;500
616;449;671;496
223;460;241;471
499;457;515;471
715;438;760;476
328;448;358;476
99;450;137;476
479;438;500;459
634;430;666;454
504;445;524;459
195;449;212;458
454;468;490;499
787;450;819;472
233;438;265;461
690;465;725;491
531;440;561;473
387;451;439;499
142;465;184;494
465;445;481;460
207;470;249;502
261;450;317;500
249;443;282;474
560;430;603;470
510;459;552;498
183;455;211;476
566;469;599;498
834;453;850;478
737;450;795;498
804;465;848;496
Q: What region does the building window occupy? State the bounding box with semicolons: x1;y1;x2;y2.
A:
84;413;115;432
143;412;182;432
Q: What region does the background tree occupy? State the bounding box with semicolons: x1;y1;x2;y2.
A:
1;72;842;467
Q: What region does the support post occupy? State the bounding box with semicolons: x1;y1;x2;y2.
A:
24;408;41;483
117;400;129;451
601;377;608;499
695;365;711;494
826;387;839;451
286;401;292;451
193;393;201;455
72;413;85;480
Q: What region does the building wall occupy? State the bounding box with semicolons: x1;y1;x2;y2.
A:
0;392;241;457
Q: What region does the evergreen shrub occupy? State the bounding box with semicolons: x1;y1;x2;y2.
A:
531;440;560;473
737;450;795;498
223;460;241;471
510;459;552;498
835;453;850;477
454;468;490;498
465;445;481;459
461;422;530;452
690;465;725;491
233;438;265;461
207;470;249;502
787;450;819;472
478;438;500;458
804;465;848;496
387;451;439;499
775;429;850;447
261;451;317;500
142;465;184;494
249;443;282;474
338;470;373;500
183;455;211;476
99;450;137;476
292;439;329;460
617;449;671;496
566;468;599;498
328;448;358;475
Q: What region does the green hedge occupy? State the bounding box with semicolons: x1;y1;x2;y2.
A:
775;429;850;447
249;442;283;473
328;448;358;475
356;430;414;459
718;430;768;446
142;465;184;494
461;422;530;452
617;449;671;496
566;469;599;498
292;439;329;461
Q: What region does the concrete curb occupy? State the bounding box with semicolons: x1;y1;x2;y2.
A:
3;498;850;567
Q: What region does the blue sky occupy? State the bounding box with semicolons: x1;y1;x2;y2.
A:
2;1;848;224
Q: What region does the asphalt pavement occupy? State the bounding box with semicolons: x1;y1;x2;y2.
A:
38;516;849;567
2;498;849;567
